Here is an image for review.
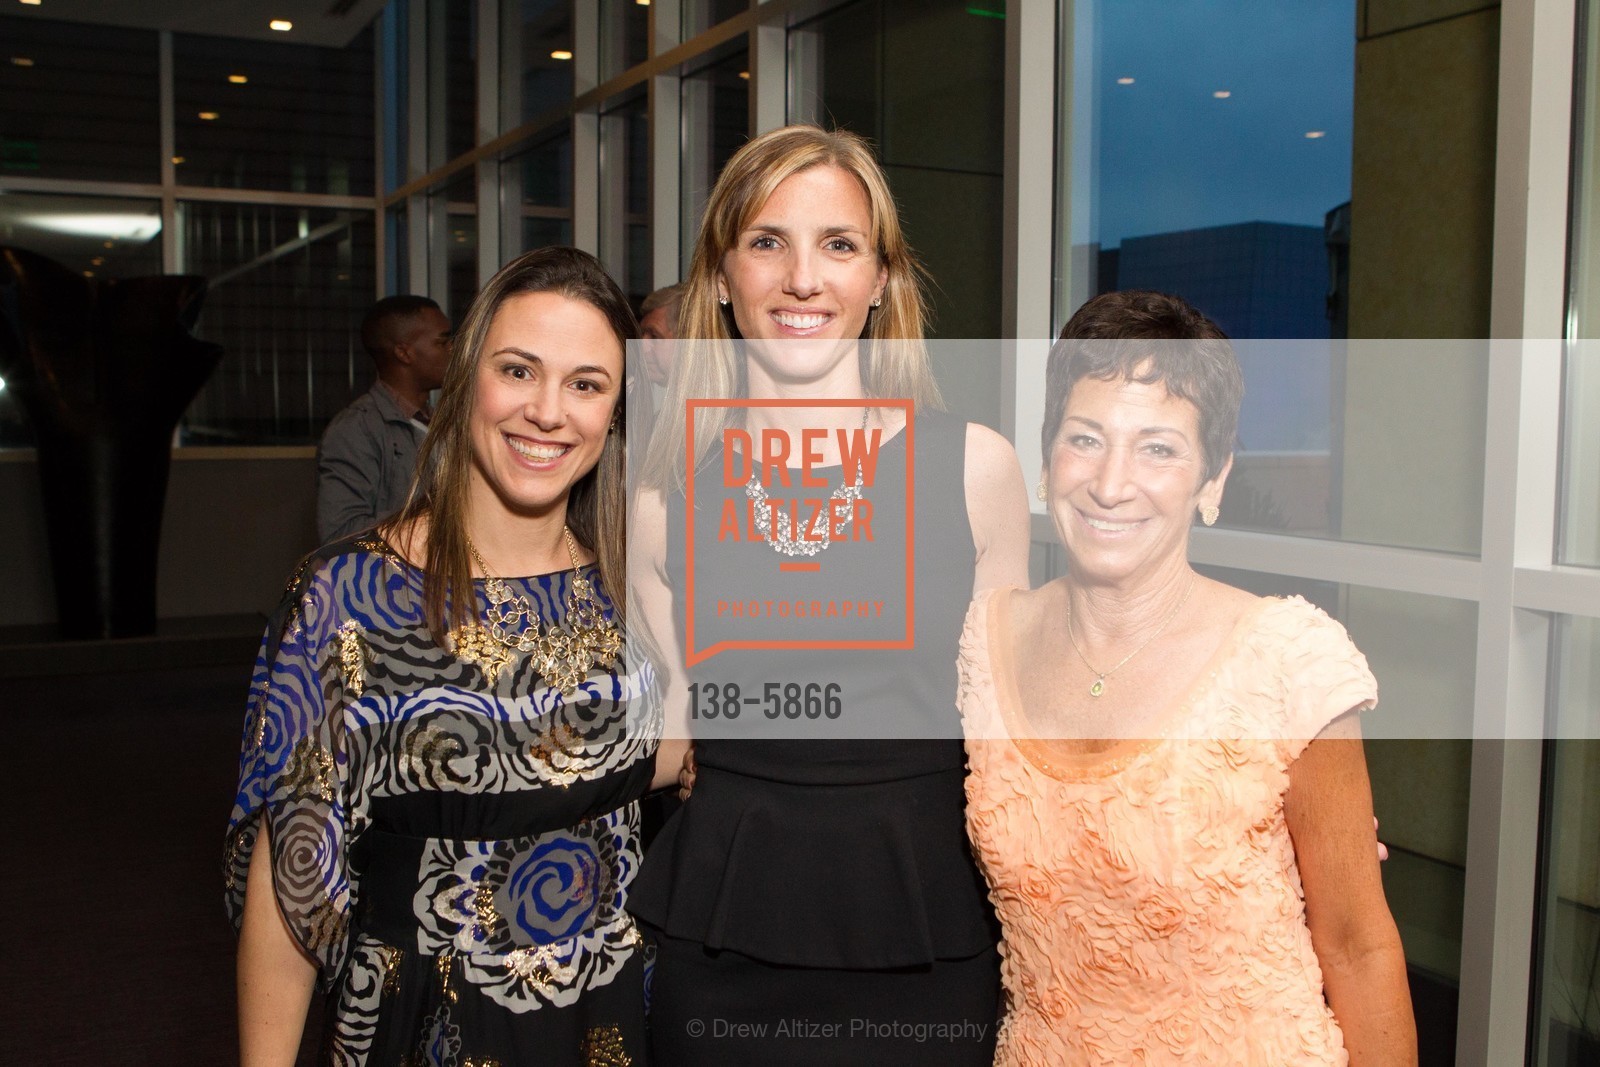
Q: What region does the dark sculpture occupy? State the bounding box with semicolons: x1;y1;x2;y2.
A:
0;246;224;639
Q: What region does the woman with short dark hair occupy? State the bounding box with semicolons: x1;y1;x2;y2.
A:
959;290;1417;1065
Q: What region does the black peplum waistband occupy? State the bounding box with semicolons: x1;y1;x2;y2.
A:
627;765;998;969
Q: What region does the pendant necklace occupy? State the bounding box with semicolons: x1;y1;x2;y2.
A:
744;406;872;558
1064;572;1196;697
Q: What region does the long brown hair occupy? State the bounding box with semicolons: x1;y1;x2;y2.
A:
642;124;943;492
385;246;637;643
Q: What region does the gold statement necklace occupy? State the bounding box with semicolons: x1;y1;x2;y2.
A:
451;525;623;693
1064;572;1196;697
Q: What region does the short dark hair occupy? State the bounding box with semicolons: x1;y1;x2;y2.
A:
1043;290;1242;484
360;295;442;362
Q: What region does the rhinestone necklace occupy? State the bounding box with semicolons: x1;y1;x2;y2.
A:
1064;572;1196;698
451;525;623;693
744;406;871;558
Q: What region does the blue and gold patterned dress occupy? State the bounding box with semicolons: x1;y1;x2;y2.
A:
225;534;656;1066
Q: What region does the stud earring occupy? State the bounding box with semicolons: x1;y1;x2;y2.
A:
1036;480;1048;503
718;296;730;306
1199;504;1219;526
870;297;882;308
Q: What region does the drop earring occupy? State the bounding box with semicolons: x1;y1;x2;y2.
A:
1036;480;1048;503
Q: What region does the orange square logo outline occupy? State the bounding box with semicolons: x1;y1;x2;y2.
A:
683;397;916;669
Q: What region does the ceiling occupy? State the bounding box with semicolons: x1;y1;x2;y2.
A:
5;0;388;48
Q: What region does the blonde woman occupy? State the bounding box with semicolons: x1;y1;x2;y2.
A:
628;125;1030;1064
228;248;672;1065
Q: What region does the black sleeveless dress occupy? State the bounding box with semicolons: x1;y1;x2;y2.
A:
629;411;1001;1065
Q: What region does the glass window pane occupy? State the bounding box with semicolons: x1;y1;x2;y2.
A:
179;204;376;445
1565;6;1600;567
381;5;409;192
0;192;165;448
0;15;159;182
428;0;477;168
173;29;374;196
428;173;477;321
1043;3;1489;556
386;205;409;294
1057;1;1354;332
602;0;650;79
1532;619;1600;1065
501;0;574;128
683;0;748;38
1563;343;1600;566
0;15;159;183
680;45;749;273
791;0;1006;425
601;91;650;305
1220;338;1487;555
504;127;574;256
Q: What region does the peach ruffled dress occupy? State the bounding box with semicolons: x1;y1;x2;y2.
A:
958;589;1378;1066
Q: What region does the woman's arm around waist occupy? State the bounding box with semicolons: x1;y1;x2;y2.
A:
1286;712;1417;1066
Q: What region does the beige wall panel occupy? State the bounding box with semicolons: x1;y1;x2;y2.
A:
1344;13;1498;556
1365;0;1501;39
0;455;318;628
1349;10;1499;340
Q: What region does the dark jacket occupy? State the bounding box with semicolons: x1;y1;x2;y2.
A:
315;381;426;543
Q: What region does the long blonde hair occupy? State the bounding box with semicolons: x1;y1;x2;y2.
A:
385;247;636;643
642;125;943;492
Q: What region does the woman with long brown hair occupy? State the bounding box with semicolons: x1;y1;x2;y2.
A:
629;125;1031;1064
227;247;669;1065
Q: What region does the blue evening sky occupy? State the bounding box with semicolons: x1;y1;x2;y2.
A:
1090;0;1356;247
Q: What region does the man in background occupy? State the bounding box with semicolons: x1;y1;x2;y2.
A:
316;295;451;542
638;282;684;388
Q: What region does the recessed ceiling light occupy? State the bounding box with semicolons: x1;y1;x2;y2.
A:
10;56;34;67
1116;76;1134;85
551;49;573;60
82;270;95;278
90;256;105;266
171;155;185;164
102;240;115;249
636;0;650;5
269;19;292;32
1212;90;1231;99
19;1;43;7
228;73;248;84
198;111;219;120
738;70;750;80
1305;130;1326;139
